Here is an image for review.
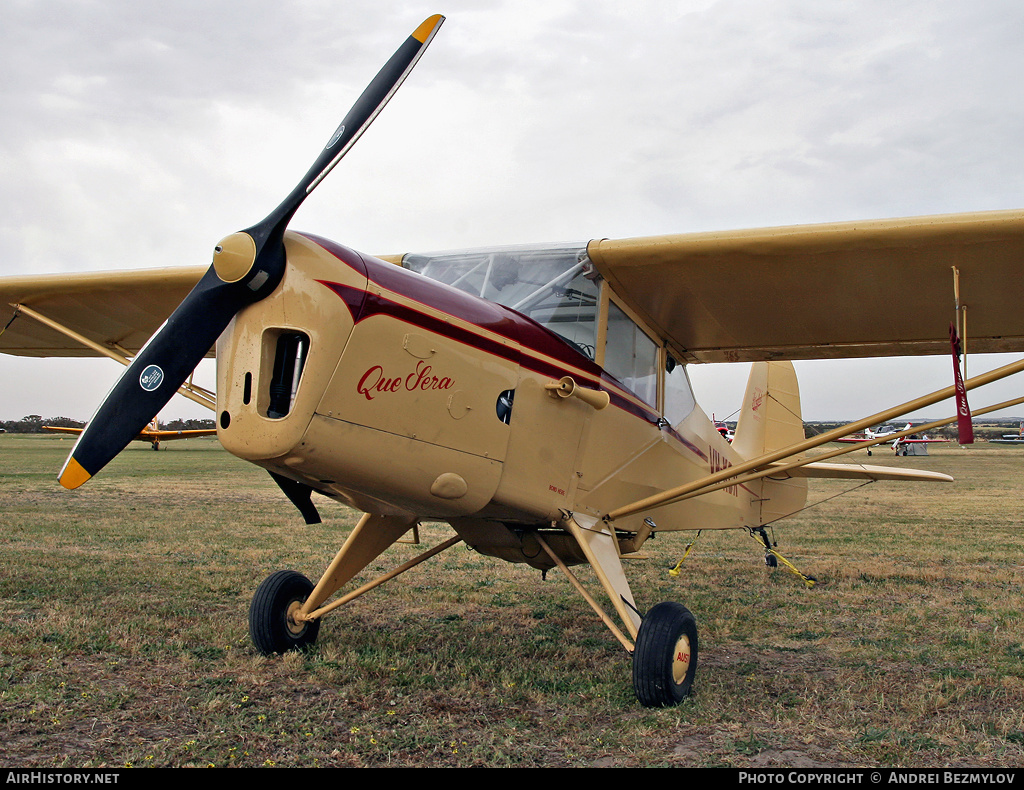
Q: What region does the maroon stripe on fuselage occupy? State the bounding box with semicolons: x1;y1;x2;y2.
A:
317;280;366;321
304;232;708;462
304;232;605;380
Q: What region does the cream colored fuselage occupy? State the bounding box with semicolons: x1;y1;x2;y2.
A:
215;233;760;549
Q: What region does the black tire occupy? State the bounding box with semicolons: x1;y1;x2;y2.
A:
632;601;698;707
249;570;320;655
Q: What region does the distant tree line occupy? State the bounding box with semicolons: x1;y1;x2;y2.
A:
0;416;215;433
803;420;1024;442
162;418;216;431
0;415;83;433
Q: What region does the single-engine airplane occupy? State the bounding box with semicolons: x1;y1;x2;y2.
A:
839;423;913;442
991;422;1024;444
836;423;949;455
4;15;1024;707
712;417;735;443
43;418;216;451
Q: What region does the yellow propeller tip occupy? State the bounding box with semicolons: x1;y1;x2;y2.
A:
59;457;92;490
412;14;445;43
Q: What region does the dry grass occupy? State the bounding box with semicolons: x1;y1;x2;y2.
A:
1;434;1022;767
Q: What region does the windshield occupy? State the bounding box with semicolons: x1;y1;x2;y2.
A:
403;243;600;360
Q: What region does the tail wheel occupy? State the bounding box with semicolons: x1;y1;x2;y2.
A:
249;570;320;655
632;601;698;707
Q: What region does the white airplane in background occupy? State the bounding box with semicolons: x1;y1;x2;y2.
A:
991;423;1024;444
836;424;949;455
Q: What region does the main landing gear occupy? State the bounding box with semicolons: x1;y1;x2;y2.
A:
246;512;701;708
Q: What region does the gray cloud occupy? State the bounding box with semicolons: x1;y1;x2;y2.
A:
2;0;1022;420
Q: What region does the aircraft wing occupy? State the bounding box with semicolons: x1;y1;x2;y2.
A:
6;209;1024;365
146;429;218;440
0;267;206;357
42;425;215;441
588;210;1024;363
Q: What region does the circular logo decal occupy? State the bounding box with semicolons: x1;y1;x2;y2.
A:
327;123;346;148
139;365;164;392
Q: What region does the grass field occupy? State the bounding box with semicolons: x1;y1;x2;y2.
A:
1;433;1022;767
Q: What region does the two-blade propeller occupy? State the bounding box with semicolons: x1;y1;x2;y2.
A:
59;14;445;489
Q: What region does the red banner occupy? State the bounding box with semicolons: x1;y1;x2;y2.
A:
950;323;974;444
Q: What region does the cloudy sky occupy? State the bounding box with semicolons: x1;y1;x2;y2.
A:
2;0;1023;423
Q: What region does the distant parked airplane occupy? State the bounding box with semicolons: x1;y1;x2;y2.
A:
991;423;1024;444
43;419;215;451
837;424;948;455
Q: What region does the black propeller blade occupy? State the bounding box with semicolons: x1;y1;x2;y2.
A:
59;14;445;489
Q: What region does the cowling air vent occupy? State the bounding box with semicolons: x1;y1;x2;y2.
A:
266;331;310;419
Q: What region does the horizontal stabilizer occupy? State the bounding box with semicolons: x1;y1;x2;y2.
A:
764;461;953;483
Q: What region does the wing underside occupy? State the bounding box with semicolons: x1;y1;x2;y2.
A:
0;267;206;358
588;209;1024;364
4;209;1024;367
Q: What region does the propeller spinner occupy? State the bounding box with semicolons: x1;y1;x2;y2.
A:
59;14;445;489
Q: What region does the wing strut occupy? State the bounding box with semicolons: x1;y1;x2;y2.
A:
11;303;216;411
605;355;1024;523
669;393;1024;505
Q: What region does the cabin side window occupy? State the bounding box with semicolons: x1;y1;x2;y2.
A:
604;301;658;406
663;355;696;426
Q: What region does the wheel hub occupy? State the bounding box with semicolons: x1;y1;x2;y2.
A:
286;600;307;636
671;633;692;684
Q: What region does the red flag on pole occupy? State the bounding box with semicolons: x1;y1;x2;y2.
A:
950;322;974;444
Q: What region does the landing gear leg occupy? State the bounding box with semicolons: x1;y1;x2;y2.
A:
749;527;817;588
753;527;778;567
541;514;699;707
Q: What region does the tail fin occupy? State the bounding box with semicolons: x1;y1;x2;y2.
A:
732;361;804;460
731;361;808;526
